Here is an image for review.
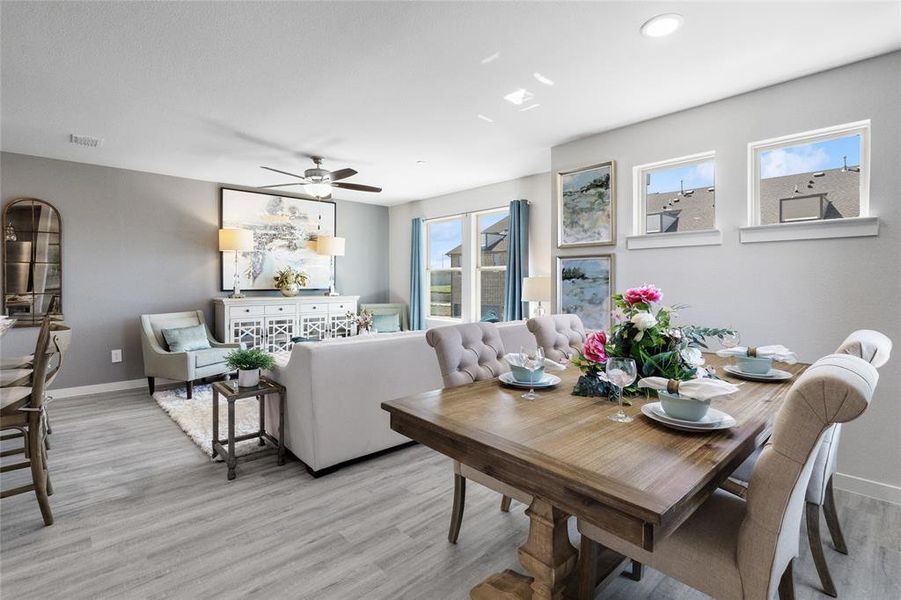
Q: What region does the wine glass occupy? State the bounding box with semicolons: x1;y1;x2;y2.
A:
519;346;545;400
722;331;741;350
606;358;637;423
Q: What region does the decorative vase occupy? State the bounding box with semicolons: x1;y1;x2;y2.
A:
279;283;300;297
237;368;260;388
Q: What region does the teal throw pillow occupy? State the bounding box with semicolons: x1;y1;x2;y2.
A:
161;324;211;352
371;313;401;333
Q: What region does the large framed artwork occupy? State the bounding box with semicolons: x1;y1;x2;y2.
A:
220;188;336;292
556;254;614;332
557;160;616;247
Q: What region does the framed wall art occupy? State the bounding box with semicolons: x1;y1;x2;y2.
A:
557;160;616;247
555;254;614;332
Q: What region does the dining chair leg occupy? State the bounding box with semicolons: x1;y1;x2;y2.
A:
147;376;155;395
500;495;512;512
625;560;643;581
806;501;838;597
578;536;599;600
186;381;194;400
448;474;466;544
27;413;53;526
778;559;795;600
823;475;848;554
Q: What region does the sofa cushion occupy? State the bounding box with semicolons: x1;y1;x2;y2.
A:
162;324;211;352
194;347;231;368
372;312;401;333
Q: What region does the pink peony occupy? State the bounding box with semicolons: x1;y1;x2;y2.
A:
582;330;608;364
624;284;662;305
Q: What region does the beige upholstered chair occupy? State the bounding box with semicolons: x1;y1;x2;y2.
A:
140;310;241;399
425;322;532;543
578;353;880;600
526;314;587;363
725;329;892;597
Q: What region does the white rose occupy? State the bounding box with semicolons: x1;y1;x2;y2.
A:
680;347;705;367
630;312;657;331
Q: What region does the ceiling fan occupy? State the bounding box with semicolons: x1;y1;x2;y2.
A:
260;157;382;198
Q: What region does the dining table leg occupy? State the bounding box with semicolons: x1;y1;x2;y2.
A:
471;497;577;600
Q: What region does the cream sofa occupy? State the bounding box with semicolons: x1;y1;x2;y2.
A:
266;321;536;475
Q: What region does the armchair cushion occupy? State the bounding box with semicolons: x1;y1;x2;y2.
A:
372;312;401;333
194;347;232;368
162;324;212;352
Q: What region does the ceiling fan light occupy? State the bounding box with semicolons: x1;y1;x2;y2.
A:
640;13;684;38
304;182;332;198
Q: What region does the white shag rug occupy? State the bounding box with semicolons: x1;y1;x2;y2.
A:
153;384;270;460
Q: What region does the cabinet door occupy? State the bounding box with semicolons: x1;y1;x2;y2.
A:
330;312;356;338
231;318;265;350
298;314;329;341
265;317;296;353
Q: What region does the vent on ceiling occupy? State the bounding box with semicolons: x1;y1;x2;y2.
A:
70;134;103;148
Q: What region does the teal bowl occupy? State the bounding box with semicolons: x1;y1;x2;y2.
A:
509;364;545;384
734;355;773;375
658;391;711;422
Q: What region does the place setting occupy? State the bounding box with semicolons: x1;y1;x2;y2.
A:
637;375;740;432
715;333;798;382
501;347;563;399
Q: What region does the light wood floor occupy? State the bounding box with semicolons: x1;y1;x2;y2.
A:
1;390;899;599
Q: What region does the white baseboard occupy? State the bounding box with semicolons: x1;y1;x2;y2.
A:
50;378;149;399
833;472;901;505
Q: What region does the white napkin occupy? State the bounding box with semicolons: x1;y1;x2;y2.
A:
638;377;740;401
503;353;566;371
715;345;798;364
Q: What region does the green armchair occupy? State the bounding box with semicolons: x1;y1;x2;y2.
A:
140;310;241;398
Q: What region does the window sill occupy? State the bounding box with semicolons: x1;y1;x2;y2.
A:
739;217;879;243
626;229;722;250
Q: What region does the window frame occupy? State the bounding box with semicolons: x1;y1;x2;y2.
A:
746;120;871;227
474;207;509;322
425;215;464;321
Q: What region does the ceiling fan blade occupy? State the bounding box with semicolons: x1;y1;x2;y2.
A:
329;168;358;182
260;183;303;189
331;182;382;193
260;166;308;180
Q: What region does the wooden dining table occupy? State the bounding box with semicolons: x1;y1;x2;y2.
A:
381;355;807;600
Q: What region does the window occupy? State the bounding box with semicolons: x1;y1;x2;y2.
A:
426;217;462;319
749;121;870;226
476;210;509;322
632;151;716;236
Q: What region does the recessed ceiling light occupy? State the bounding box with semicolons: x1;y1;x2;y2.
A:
416;160;427;165
503;88;534;106
519;104;541;112
477;114;494;123
480;52;500;64
640;13;684;38
533;72;554;86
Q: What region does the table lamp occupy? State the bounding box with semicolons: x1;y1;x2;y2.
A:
219;228;253;298
521;276;551;317
316;236;345;296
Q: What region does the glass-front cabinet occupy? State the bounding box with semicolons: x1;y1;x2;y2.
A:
3;198;63;327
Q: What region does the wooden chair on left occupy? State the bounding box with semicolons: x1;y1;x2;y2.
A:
0;316;63;526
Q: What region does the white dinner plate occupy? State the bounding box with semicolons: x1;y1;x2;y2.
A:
641;402;737;432
499;372;561;389
723;365;793;382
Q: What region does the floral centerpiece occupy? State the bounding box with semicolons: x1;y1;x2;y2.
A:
348;309;374;334
273;267;309;297
571;284;735;403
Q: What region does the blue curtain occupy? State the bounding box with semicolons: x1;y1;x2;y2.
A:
503;199;529;321
409;218;426;330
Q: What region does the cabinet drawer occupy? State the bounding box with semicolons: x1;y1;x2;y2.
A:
265;304;296;316
299;302;328;314
329;302;353;314
229;305;265;318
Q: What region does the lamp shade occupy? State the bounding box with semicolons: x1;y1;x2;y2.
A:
521;276;551;302
316;236;346;257
218;228;253;252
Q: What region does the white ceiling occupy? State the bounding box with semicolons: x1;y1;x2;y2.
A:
2;1;899;206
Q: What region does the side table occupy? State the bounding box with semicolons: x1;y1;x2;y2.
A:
211;377;286;480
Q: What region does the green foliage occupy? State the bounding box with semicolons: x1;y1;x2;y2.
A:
224;348;275;371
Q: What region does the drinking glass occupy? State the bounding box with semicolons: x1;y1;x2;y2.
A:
606;358;637;423
519;346;545;400
722;331;741;349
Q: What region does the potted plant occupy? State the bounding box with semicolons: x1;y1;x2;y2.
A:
273;266;309;297
224;348;275;388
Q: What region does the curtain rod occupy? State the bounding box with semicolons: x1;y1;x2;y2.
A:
417;199;529;223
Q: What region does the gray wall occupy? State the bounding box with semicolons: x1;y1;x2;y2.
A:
551;52;900;494
0;152;390;388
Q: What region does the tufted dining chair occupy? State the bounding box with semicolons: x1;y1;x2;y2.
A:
425;322;532;543
724;329;892;597
526;314;587;363
577;353;880;600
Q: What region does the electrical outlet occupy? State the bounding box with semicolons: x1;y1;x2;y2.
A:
111;349;122;363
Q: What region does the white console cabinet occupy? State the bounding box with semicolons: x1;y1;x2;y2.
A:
213;296;359;352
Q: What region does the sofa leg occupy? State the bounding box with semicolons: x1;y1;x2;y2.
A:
147;377;155;395
448;474;465;544
186;381;193;400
